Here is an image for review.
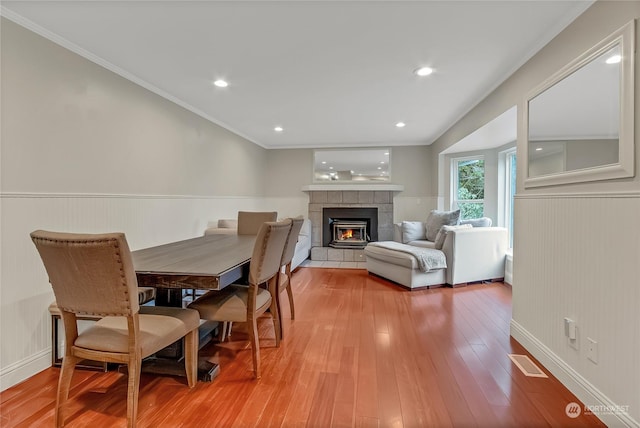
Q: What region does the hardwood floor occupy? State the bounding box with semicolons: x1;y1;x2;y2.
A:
1;268;605;427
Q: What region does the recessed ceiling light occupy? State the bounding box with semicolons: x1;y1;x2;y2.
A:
414;66;434;77
321;161;327;164
384;152;389;156
380;161;385;164
606;54;621;64
396;122;406;128
536;147;543;151
329;166;334;170
274;126;284;132
377;167;382;170
213;79;228;88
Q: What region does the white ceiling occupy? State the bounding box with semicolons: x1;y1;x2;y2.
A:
1;1;592;150
441;105;517;155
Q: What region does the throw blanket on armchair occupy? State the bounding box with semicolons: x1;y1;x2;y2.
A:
367;241;447;273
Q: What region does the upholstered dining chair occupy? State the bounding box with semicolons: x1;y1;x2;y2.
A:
275;217;305;335
237;211;277;235
30;230;200;428
188;219;291;379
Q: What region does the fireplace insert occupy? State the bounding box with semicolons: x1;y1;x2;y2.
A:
330;220;369;248
322;207;378;248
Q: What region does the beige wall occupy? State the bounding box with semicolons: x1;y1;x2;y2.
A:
1;18;267;197
264;149;313;197
429;2;640;425
389;145;434;196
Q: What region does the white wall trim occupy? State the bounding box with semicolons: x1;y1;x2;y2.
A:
0;6;263;149
510;320;638;428
515;191;640;200
0;192;259;200
0;349;50;392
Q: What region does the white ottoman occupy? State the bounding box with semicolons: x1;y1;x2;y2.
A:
364;242;446;290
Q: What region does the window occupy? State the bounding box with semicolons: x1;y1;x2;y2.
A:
451;156;484;219
505;150;516;248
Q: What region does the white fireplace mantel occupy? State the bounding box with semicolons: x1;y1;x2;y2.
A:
301;184;404;192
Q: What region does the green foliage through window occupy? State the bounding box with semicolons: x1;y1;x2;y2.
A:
454;158;485;220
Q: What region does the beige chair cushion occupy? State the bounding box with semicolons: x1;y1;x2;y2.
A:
74;306;200;358
188;285;271;323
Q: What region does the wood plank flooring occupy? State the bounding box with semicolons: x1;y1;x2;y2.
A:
0;268;605;427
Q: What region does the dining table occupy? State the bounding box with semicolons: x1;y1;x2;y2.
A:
132;233;256;292
131;233;256;381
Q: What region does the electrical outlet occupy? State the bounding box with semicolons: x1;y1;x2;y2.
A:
587;337;598;364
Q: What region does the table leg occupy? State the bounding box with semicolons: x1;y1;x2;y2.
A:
140;320;220;382
145;289;221;381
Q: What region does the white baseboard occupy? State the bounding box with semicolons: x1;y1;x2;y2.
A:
0;349;51;392
510;320;638;428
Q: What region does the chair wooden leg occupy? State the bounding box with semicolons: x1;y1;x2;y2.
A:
286;282;295;320
184;329;198;388
275;289;284;341
247;315;261;379
270;292;282;347
56;355;80;428
126;356;142;428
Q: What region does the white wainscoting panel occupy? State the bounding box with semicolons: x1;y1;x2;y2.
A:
512;193;640;426
0;192;296;391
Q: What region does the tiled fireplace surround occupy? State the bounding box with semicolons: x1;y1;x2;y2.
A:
307;190;394;261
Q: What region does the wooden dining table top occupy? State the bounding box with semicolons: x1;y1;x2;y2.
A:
131;234;256;290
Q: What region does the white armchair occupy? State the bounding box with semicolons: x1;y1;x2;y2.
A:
370;220;508;288
440;227;508;285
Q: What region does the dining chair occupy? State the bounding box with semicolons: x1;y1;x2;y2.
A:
30;230;200;428
49;287;156;370
188;219;292;379
214;210;277;340
275;217;305;335
237;211;277;235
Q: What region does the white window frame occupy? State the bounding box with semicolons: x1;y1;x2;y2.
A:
504;149;517;248
498;146;517;251
450;155;485;219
